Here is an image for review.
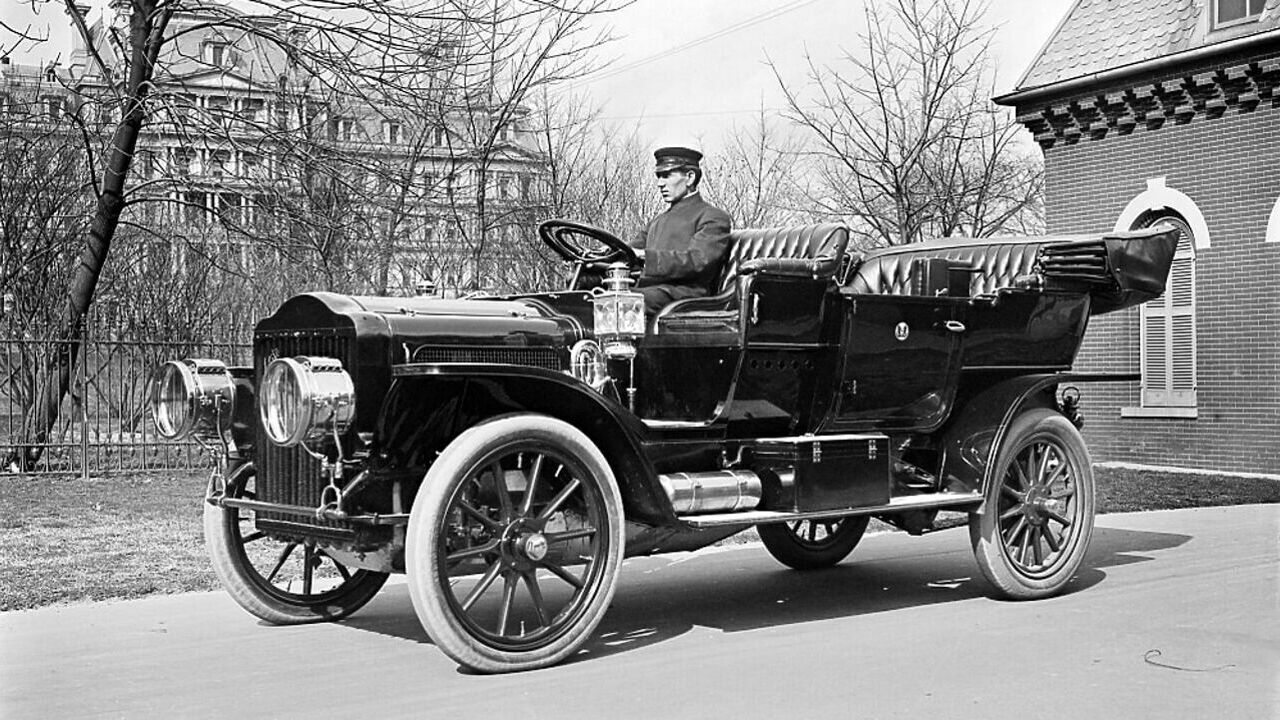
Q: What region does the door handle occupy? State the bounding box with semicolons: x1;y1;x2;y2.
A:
943;320;966;333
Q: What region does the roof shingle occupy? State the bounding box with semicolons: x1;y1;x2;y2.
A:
1017;0;1280;91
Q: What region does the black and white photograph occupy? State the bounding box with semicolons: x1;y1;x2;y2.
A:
1;0;1277;717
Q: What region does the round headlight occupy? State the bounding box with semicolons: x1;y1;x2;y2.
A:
568;340;609;391
259;356;355;447
150;359;234;440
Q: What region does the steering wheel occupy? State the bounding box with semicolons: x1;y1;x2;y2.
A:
538;219;640;267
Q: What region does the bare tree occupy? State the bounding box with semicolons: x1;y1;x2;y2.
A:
2;0;624;469
419;0;625;293
705;108;812;229
771;0;1043;248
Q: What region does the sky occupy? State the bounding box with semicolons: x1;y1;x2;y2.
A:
4;0;1076;151
575;0;1075;149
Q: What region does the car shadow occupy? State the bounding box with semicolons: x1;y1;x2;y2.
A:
340;523;1192;666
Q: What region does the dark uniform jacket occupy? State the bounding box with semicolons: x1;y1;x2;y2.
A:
632;192;733;310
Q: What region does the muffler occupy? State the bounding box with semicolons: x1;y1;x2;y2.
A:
659;470;762;514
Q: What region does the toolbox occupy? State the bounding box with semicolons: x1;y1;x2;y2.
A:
751;433;890;512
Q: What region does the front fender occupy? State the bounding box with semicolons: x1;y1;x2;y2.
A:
375;363;673;525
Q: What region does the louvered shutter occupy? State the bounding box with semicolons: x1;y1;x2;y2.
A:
1139;216;1197;407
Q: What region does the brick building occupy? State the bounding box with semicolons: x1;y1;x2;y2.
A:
996;0;1280;473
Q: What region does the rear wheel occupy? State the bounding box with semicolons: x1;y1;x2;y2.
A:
758;516;870;570
205;463;389;624
969;409;1095;599
406;415;625;673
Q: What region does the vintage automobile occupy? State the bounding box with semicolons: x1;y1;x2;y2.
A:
150;219;1178;673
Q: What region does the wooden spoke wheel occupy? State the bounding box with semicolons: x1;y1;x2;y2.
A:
758;515;870;570
969;409;1095;599
205;463;388;624
407;415;625;673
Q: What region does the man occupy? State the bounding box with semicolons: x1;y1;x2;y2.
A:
632;146;733;315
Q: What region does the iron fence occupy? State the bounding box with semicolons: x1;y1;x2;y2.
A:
1;316;251;477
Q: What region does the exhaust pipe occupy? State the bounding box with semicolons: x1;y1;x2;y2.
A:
659;470;762;514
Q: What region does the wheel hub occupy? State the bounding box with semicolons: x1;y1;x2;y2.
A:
1022;486;1049;525
519;533;549;562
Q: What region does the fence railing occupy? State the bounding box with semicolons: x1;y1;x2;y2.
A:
1;318;251;477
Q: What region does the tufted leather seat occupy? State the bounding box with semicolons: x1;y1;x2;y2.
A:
654;223;851;334
845;235;1095;297
714;223;851;293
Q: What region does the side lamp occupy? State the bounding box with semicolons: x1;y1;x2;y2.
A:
591;262;646;359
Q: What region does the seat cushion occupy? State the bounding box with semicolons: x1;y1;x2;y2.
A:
845;235;1095;296
717;223;850;294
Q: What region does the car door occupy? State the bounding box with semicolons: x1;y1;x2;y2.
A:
825;293;966;432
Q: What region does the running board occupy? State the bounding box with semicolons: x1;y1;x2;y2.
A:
677;491;983;528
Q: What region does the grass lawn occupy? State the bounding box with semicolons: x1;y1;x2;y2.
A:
1;465;1277;612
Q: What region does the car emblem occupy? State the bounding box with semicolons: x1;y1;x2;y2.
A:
894;322;910;341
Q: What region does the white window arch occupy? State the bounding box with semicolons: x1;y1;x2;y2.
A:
1114;177;1211;250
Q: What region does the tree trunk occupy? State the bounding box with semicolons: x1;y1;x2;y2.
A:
4;2;167;471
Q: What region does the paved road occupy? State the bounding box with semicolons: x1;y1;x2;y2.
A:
2;505;1276;719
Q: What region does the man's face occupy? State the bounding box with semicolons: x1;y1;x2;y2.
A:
656;168;694;204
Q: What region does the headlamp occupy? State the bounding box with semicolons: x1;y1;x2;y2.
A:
150;358;235;440
258;356;355;448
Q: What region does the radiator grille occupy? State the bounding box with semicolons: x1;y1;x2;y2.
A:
412;344;563;371
254;329;354;532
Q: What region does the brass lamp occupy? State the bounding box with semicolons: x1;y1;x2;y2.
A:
592;263;645;359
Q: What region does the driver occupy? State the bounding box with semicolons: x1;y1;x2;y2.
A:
632;147;733;315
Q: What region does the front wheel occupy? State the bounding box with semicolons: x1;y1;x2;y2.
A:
758;516;870;570
205;463;389;624
406;415;625;673
969;409;1095;599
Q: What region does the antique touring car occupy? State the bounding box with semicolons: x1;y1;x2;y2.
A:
150;219;1178;672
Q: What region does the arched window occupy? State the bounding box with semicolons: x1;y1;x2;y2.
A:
1135;212;1197;409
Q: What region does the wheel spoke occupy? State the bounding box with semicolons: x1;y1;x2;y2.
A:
1013;451;1033;490
241;530;267;545
1004;515;1027;547
328;554;353;582
545;527;597;544
1044;508;1073;529
266;542;299;584
539;559;584;589
807;521;818;543
520;454;545;516
302;545;315;595
489;462;514;522
1035;445;1052;489
447;538;501;564
1042;456;1068;490
460;560;504;612
1001;484;1025;503
1030;527;1044;566
1042;525;1061;554
496;572;518;637
459;501;502;532
522;570;549;628
999;503;1025;521
1016;523;1032;565
537;477;582;521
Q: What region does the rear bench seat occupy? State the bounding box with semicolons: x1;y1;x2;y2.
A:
844;235;1095;297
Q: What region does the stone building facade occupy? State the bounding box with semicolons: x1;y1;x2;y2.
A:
2;2;548;298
